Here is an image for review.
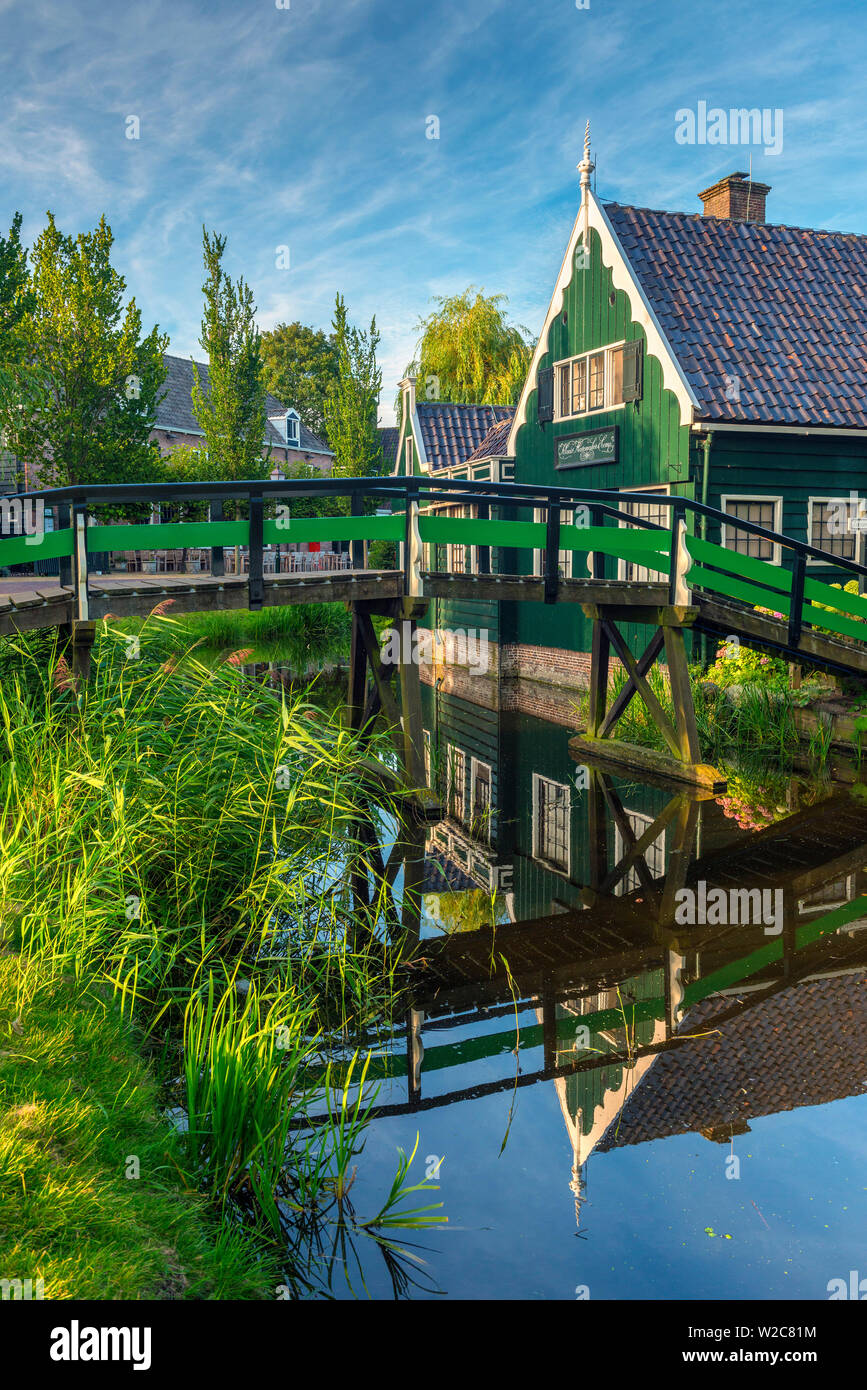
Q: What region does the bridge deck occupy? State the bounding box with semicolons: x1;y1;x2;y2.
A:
4;569;867;682
0;570;404;635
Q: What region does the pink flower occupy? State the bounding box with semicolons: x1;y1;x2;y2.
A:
52;655;75;692
150;598;176;617
226;648;254;667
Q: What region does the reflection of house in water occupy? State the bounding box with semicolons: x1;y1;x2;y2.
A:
420;689;726;924
546;975;667;1228
408;707;867;1229
594;975;867;1156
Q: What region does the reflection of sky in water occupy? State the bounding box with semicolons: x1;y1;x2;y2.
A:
329;1051;867;1301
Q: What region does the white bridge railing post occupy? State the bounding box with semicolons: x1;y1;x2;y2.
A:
670;512;690;606
406;493;423;597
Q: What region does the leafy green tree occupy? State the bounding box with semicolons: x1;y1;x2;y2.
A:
402;287;533;418
324;294;383;487
261;321;338;442
191;228;268;484
0;213;167;489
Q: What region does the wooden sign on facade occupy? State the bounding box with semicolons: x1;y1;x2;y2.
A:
555;426;618;469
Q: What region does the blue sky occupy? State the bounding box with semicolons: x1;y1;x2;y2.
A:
2;0;866;424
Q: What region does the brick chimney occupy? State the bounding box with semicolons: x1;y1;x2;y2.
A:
698;172;771;223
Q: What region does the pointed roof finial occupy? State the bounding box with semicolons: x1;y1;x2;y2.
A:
578;119;595;191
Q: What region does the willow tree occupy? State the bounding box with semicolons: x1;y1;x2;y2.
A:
402;287;533;413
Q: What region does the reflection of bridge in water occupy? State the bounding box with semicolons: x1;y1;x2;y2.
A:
357;769;867;1226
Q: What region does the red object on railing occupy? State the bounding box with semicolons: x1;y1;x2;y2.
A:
308;542;321;552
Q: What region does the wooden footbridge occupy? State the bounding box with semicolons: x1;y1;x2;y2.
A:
4;475;867;786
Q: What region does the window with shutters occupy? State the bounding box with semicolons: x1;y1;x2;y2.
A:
470;758;492;841
721;496;782;565
554;341;641;421
533;507;575;579
537;365;555;423
440;503;477;574
613;809;667;896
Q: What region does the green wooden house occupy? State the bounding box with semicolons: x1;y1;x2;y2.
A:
394;149;867;718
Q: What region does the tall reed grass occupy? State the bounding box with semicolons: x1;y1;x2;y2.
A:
0;609;442;1296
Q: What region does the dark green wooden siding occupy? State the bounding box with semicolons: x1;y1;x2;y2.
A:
508;225;691;654
704;431;867;583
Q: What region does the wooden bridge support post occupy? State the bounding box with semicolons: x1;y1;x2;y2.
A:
406;1007;425;1107
69;620;96;688
347;604;368;733
587;617;610;737
575;603;725;791
664;949;688;1037
397;609;426;789
663;623;702;765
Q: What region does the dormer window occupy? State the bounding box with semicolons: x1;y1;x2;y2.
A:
284;410;300;448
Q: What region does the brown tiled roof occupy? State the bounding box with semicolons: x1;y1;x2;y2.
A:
465;414;515;462
606;204;867;429
596;973;867;1151
378;426;400;469
416;403;514;471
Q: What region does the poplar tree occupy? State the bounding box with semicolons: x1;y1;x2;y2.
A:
324;293;383;484
191;228;268;482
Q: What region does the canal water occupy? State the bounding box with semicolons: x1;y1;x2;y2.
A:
308;698;867;1300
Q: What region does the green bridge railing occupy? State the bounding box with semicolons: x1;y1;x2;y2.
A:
2;475;867;658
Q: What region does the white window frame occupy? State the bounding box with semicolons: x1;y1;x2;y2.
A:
613;808;667;897
532;772;571;877
798;874;854;915
532;506;574;578
447;504;478;575
285;411;300;448
553;340;628;423
720;494;783;566
470;757;493;842
617;484;670;583
447;744;466;823
806;496;858;567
